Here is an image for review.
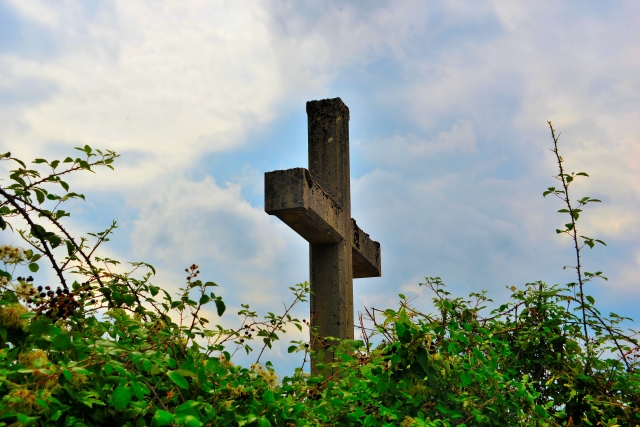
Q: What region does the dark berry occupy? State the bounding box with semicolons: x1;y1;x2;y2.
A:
63;289;69;295
37;286;43;291
56;288;62;295
45;286;50;290
27;276;33;282
40;292;46;298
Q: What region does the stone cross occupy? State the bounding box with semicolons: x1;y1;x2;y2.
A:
264;97;381;371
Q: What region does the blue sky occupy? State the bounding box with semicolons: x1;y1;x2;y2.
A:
1;1;639;375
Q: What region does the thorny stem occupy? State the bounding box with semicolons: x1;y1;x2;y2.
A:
255;293;303;364
548;122;590;349
17;152;118;192
142;378;169;412
0;186;68;290
16;197;118;309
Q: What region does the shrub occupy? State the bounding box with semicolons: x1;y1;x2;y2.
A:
0;127;638;426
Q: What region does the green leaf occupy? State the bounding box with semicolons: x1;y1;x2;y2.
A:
124;294;135;306
395;321;412;344
66;240;75;257
28;262;39;273
263;389;275;404
576;172;589;177
167;371;189;389
258;416;272;427
461;371;473;387
33;158;48;164
111;385;133;410
34;188;45;204
175;369;195;377
49;234;62;248
415;346;430;373
60;180;69;191
51;333;71;351
113;291;124;305
179;415;203;427
214;299;226;317
61;369;72;382
16;414;40;424
153;409;175;426
586;295;595;304
287;345;297;353
534;405;548;418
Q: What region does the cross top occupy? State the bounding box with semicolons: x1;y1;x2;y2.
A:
265;98;381;371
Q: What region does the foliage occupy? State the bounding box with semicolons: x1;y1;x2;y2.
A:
0;128;638;426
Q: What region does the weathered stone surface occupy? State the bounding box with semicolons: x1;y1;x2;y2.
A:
265;168;346;244
264;97;381;373
352;219;381;278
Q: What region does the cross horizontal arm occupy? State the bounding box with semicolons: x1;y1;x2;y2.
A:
352;219;381;278
265;168;381;278
265;168;347;243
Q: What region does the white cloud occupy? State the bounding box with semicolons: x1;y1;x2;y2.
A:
360;119;477;168
2;0;639;359
128;175;310;308
1;0;435;192
6;0;60;28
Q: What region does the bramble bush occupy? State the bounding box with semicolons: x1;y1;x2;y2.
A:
0;124;638;426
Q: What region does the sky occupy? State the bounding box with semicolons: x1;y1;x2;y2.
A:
1;0;639;375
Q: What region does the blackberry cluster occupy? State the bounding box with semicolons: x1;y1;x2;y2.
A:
316;336;331;350
23;281;98;320
239;324;255;343
356;353;370;365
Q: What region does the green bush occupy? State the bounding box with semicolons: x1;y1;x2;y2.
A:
0;125;638;426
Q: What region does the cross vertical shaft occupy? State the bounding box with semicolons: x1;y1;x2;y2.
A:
307;99;354;344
